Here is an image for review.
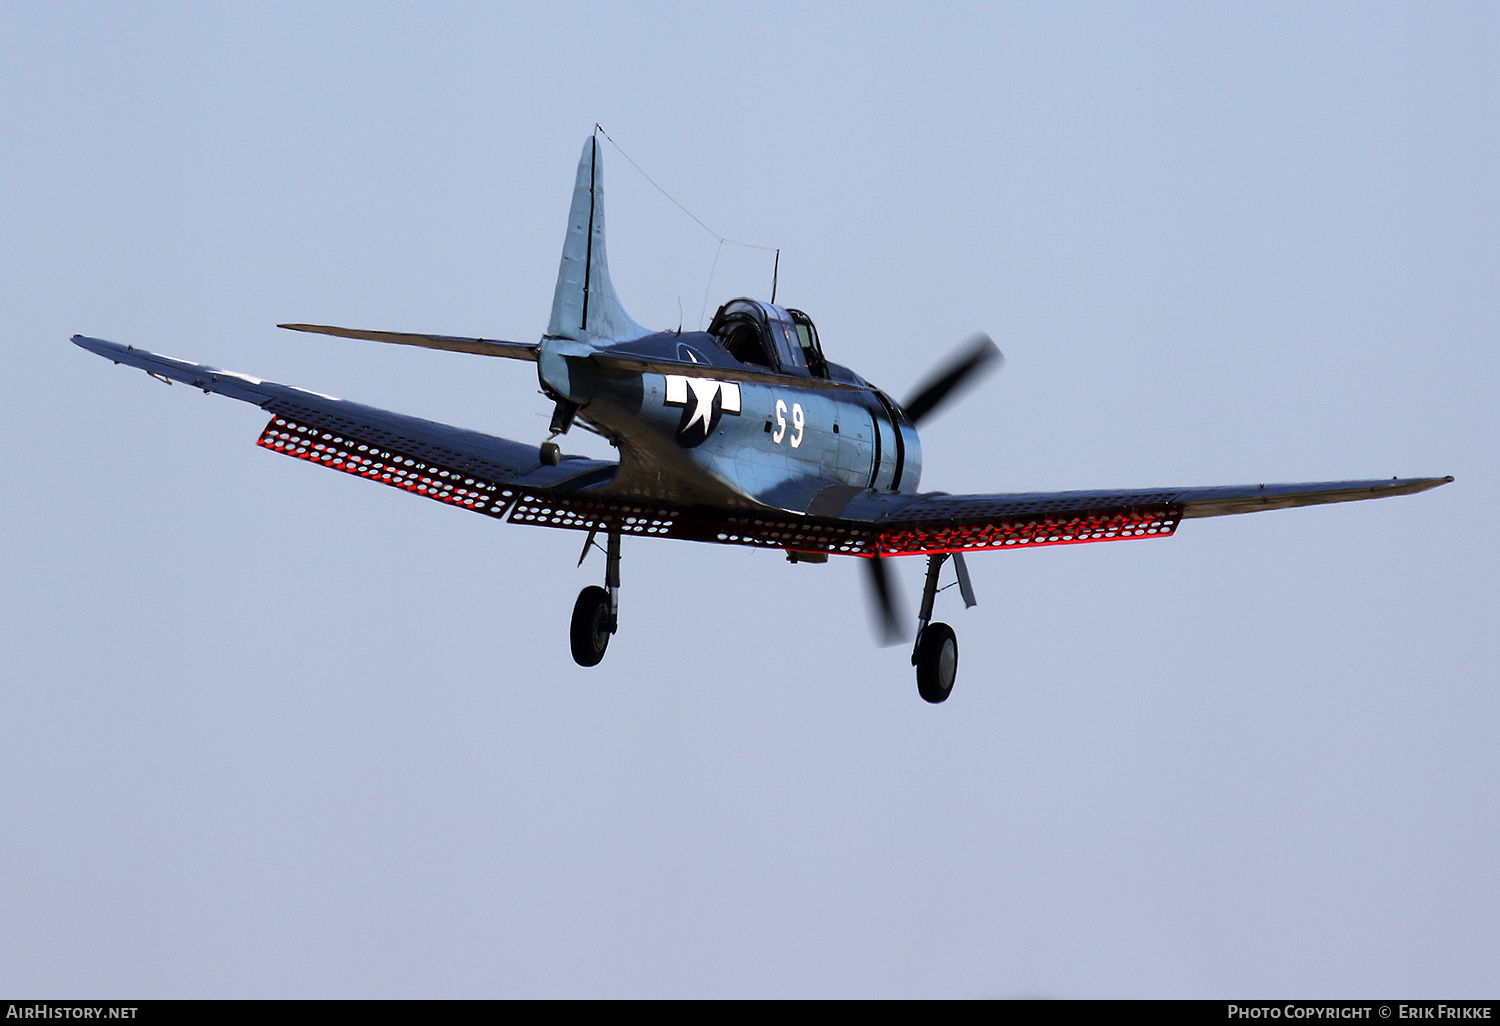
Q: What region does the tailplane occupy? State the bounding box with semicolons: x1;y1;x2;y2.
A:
546;136;649;346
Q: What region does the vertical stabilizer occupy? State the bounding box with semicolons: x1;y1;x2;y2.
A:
546;136;649;345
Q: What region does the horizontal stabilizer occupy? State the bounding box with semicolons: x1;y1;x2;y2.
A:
591;351;864;391
278;323;537;361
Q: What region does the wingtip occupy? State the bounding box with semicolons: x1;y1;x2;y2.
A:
1405;475;1455;495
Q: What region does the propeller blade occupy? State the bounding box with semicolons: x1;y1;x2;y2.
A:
900;333;1003;426
863;555;907;646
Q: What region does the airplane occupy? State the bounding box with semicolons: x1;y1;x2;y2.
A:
73;135;1452;703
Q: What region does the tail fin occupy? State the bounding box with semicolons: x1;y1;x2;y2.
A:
545;135;649;345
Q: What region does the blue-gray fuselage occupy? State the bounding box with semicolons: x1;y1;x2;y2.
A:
537;302;922;514
536;138;923;516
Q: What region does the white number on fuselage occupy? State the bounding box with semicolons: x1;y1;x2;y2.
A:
772;399;805;448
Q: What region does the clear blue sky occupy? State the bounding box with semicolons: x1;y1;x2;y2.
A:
1;2;1493;997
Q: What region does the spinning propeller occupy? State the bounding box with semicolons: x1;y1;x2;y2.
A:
900;333;1004;427
863;333;1002;644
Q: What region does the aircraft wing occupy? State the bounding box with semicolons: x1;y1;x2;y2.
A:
77;335;1448;555
481;473;1452;559
479;472;1452;560
820;478;1453;555
74;336;616;520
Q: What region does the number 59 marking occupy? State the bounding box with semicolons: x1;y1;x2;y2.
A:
773;399;805;448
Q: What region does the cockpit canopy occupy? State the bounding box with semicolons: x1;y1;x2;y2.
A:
708;299;828;378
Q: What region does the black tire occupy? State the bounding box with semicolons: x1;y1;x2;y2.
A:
915;622;958;703
570;586;613;667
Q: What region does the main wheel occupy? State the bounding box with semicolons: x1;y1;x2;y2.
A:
915;622;958;703
570;585;613;667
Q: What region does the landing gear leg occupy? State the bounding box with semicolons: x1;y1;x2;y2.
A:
913;553;958;703
570;530;620;667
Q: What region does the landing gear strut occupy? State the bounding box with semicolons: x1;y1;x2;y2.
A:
911;552;976;704
571;530;620;667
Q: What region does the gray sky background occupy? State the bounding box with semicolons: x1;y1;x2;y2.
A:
2;2;1494;998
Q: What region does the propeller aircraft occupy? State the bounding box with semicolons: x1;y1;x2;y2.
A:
73;136;1452;703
